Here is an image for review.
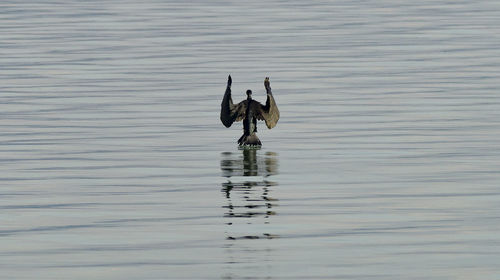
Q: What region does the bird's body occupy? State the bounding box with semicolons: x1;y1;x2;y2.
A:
239;97;261;146
220;75;279;146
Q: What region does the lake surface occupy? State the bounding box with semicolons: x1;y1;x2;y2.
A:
1;1;500;279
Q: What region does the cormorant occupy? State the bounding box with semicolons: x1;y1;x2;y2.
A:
220;75;280;146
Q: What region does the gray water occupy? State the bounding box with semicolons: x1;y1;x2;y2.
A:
2;1;500;279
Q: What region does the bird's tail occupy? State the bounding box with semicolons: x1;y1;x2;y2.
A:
238;133;262;146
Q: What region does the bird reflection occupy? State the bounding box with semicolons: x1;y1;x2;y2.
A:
220;149;279;240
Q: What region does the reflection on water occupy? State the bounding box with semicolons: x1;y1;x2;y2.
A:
220;150;279;240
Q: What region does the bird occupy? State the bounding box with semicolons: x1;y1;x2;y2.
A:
220;75;280;147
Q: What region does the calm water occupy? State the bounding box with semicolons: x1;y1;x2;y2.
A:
2;1;500;279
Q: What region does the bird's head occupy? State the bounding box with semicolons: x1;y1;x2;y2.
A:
246;90;252;98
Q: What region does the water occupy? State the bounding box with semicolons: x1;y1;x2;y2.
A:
1;1;500;279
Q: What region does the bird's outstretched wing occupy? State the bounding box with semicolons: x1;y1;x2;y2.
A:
220;75;247;127
256;77;280;129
